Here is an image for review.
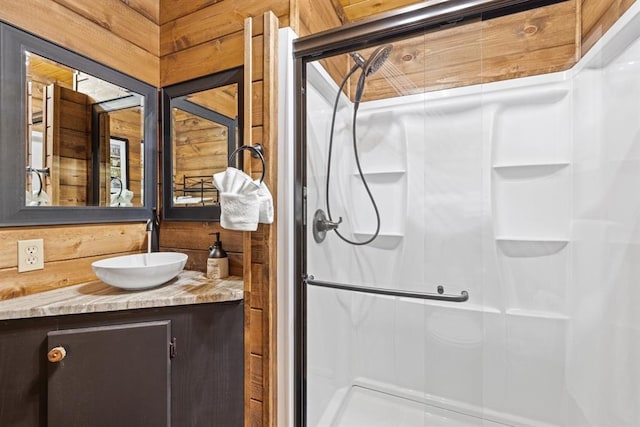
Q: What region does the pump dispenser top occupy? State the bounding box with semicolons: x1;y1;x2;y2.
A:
209;232;227;258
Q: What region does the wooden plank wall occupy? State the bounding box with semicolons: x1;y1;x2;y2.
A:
582;0;637;55
339;0;422;22
158;0;291;86
352;0;580;101
0;224;146;299
0;1;159;300
172;110;229;182
0;0;159;85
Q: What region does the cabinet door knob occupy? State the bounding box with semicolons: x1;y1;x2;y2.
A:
47;346;66;363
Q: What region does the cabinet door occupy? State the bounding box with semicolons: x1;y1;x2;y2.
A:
47;321;171;427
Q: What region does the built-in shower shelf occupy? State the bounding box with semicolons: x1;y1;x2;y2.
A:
353;170;406;181
492;162;570;178
353;231;404;249
496;238;569;257
506;308;569;320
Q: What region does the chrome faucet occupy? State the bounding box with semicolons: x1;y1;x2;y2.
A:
146;219;153;253
146;208;160;253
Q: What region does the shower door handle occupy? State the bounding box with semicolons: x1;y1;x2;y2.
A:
304;275;469;303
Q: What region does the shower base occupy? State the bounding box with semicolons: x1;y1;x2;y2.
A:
317;377;560;427
322;385;508;427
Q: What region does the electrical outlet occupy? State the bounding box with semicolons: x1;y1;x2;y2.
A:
18;239;44;272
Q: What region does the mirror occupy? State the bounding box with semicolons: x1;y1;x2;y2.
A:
0;23;157;226
25;53;145;207
162;67;243;221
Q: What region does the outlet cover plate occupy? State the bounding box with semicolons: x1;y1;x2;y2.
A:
18;239;44;272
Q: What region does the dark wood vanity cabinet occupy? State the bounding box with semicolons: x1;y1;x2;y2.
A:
0;301;243;427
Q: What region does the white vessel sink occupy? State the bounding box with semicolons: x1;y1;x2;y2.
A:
91;252;188;290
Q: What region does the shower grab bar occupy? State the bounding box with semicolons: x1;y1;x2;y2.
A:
304;275;469;302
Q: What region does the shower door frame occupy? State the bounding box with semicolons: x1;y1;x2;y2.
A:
291;0;567;425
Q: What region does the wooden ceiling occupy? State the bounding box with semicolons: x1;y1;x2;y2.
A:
337;0;426;22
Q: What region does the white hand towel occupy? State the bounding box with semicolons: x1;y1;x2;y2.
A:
110;189;134;207
28;190;49;206
219;192;260;231
254;180;273;224
214;167;261;231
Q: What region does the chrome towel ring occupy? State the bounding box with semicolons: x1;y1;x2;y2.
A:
228;144;266;184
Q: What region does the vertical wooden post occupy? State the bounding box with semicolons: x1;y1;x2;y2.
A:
289;0;300;36
243;15;254;427
262;11;279;427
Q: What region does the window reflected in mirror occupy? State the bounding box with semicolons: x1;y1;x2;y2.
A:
171;83;238;208
25;51;145;207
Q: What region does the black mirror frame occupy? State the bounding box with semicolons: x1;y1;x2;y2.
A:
0;23;157;226
161;67;244;222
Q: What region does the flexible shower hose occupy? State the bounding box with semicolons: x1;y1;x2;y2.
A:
325;65;381;246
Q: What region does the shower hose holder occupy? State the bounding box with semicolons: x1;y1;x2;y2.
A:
313;209;342;243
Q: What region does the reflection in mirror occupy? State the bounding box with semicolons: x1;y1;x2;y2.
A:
162;67;243;222
171;83;238;207
25;52;145;207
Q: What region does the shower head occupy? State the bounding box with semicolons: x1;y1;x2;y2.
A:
349;44;393;77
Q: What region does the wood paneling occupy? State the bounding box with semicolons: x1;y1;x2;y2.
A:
249;399;263;427
298;0;343;35
161;30;245;86
340;0;421;22
158;0;290;86
250;353;264;401
0;0;159;85
121;0;160;24
351;1;579;101
243;17;256;427
172;109;229;188
0;223;146;300
160;0;224;25
159;0;288;55
158;221;244;275
582;0;636;54
250;308;263;355
54;0;159;55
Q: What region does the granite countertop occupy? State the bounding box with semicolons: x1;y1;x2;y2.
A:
0;270;243;321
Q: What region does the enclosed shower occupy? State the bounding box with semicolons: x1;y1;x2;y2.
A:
291;0;640;426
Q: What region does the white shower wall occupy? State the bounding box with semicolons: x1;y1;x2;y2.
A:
304;2;640;426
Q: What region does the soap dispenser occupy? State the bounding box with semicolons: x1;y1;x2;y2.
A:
207;232;229;279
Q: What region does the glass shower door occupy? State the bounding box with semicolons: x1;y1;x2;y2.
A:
302;19;485;426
